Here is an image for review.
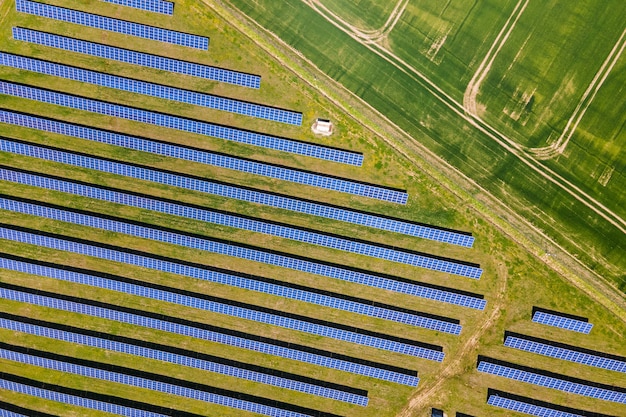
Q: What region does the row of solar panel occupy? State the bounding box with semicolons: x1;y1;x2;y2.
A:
0;108;472;247
0;82;368;170
13;27;261;88
103;0;174;15
0;234;461;335
487;394;579;417
0;165;476;280
504;335;625;373
0;231;443;361
0;53;300;125
0;141;485;305
0;378;168;417
0;286;420;385
0;348;312;417
16;0;207;49
0;317;367;405
532;310;593;334
477;361;625;404
0;112;400;212
0;191;477;281
0;110;474;247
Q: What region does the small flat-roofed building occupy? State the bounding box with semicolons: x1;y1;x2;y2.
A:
312;118;333;136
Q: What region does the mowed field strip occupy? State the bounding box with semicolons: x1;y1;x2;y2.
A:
1;1;625;417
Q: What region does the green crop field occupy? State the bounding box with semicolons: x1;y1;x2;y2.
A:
0;0;624;416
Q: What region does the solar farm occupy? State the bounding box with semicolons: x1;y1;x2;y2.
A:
0;1;624;417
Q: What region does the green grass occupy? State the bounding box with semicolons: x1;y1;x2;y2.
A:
317;0;399;31
0;0;625;416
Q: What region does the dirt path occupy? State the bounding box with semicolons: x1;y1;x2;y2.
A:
531;26;626;159
305;0;408;45
463;0;530;116
397;261;509;417
300;0;626;236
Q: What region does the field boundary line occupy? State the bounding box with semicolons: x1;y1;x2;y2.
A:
531;26;626;159
300;0;626;234
463;0;530;116
210;0;625;324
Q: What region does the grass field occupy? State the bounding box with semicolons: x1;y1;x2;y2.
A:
0;0;625;416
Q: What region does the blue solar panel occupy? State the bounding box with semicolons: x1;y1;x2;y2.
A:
0;53;300;125
0;378;168;417
532;311;593;334
504;335;625;373
477;361;626;404
0;409;27;417
0;318;367;405
0;349;311;417
0;169;475;286
0;109;474;247
102;0;174;15
0;286;419;386
15;0;207;49
0;82;367;169
0;235;442;362
0;229;460;335
13;28;260;88
0;138;482;282
487;394;582;417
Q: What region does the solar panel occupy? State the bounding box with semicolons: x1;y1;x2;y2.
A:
504;334;626;373
0;409;27;417
487;393;582;417
15;0;207;49
0;167;476;284
0;232;443;362
0;82;366;169
0;378;168;417
0;349;315;417
0;53;300;125
532;310;593;334
0;317;367;405
0;230;460;336
0;160;483;308
477;360;626;404
102;0;174;15
0;138;483;282
12;28;260;88
0;286;420;386
0;109;473;247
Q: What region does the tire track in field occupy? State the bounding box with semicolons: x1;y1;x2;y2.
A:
300;0;626;236
531;26;626;159
463;0;530;116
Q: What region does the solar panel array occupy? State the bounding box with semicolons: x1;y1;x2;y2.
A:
102;0;174;15
0;168;476;281
504;335;626;373
0;109;473;247
0;114;400;209
532;311;593;334
0;378;168;417
477;361;626;404
13;27;261;88
0;317;368;405
0;286;420;386
0;152;484;310
0;243;461;335
15;0;208;49
0;230;442;362
487;393;581;417
0;349;313;417
0;82;367;169
0;53;300;125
